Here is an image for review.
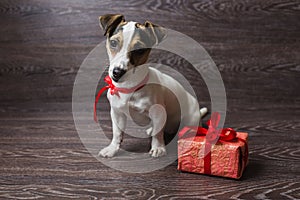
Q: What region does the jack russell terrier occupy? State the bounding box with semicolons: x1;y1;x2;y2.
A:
96;14;207;158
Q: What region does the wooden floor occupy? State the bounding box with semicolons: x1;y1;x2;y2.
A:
0;0;299;199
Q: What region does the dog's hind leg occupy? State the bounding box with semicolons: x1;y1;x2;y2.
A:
149;131;166;157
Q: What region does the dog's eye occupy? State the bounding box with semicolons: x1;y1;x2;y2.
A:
110;40;118;48
133;49;146;55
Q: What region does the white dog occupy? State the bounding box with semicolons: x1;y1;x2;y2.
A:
97;14;207;158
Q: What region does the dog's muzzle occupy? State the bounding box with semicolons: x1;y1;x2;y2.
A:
112;67;126;82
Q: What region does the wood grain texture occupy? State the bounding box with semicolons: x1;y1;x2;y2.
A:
0;0;299;199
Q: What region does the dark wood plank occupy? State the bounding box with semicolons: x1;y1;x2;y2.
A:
0;0;299;199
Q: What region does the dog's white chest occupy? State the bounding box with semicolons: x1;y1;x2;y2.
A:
107;92;145;112
107;92;128;110
107;89;151;126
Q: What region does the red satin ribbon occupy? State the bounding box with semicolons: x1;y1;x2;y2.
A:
94;74;149;122
179;112;248;175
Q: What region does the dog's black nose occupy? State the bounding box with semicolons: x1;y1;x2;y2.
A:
112;67;126;81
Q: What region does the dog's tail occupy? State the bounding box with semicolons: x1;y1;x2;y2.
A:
200;107;208;118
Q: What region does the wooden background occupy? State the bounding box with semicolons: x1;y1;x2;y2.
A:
0;0;299;199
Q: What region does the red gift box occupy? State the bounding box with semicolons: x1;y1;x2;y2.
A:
177;113;249;179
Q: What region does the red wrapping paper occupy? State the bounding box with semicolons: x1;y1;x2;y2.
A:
178;127;248;179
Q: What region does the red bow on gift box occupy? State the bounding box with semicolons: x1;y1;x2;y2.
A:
179;112;237;142
179;112;248;175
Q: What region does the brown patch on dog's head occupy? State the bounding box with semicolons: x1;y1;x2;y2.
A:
128;29;152;67
128;21;167;67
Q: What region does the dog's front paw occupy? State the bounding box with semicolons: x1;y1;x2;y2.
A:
98;144;119;158
149;146;167;157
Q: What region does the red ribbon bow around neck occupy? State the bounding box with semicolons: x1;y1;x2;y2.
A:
103;75;119;96
179;112;248;175
94;74;149;122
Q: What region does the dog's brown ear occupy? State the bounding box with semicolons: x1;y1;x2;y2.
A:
99;14;125;36
144;21;167;45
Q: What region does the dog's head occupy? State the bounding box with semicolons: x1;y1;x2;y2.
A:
99;14;166;82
